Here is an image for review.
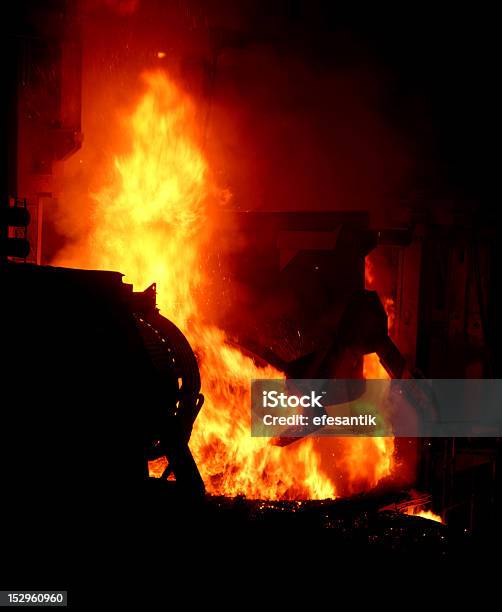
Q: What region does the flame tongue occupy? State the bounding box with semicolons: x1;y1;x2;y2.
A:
88;72;207;330
405;508;443;523
55;70;395;500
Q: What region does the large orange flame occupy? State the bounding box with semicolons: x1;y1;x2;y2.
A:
54;70;396;500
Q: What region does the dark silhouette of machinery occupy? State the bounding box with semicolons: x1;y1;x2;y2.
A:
133;293;205;489
1;264;205;551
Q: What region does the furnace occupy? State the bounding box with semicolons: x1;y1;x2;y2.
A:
2;0;500;573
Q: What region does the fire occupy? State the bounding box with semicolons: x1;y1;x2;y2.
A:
404;507;444;524
80;72;206;329
190;326;335;499
360;255;395;486
364;257;395;379
54;70;395;500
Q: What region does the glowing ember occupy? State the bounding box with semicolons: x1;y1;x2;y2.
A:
54;70;396;500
